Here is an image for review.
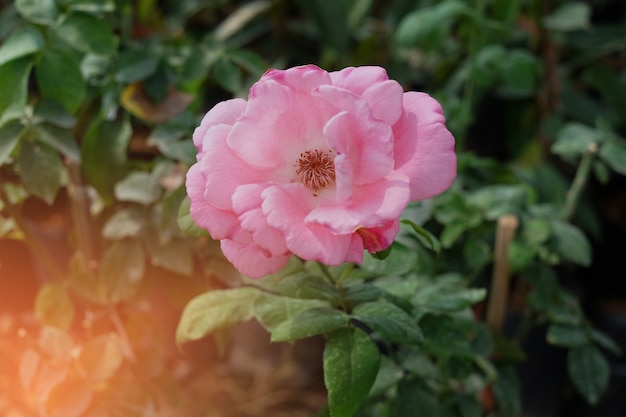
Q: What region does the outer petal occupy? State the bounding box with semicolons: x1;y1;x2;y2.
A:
394;92;456;201
201;125;271;210
220;239;290;279
263;65;331;95
357;219;400;253
232;184;289;256
192;98;246;153
262;184;352;265
186;162;239;240
344;234;365;264
329;66;389;96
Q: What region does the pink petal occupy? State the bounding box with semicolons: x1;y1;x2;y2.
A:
192;98;246;152
305;171;410;233
200;125;271;210
220;239;290;279
228;79;329;169
329;66;389;95
186;163;239;240
262;184;352;265
324;109;394;185
232;184;289;256
263;65;331;95
362;80;404;126
357;219;400;253
394;92;456;201
344;234;365;264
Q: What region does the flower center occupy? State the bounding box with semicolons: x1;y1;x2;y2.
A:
294;149;336;193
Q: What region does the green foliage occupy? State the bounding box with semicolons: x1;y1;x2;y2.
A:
1;0;625;416
324;327;381;417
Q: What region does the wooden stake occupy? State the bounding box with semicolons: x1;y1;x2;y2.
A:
486;214;519;333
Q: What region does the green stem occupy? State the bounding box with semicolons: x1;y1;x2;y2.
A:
457;0;488;149
562;144;597;221
317;262;336;283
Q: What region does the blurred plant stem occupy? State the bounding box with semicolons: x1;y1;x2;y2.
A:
563;144;598;221
458;0;487;150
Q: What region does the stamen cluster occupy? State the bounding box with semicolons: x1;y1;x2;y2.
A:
294;149;336;192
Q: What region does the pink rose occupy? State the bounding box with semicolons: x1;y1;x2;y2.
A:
186;65;456;278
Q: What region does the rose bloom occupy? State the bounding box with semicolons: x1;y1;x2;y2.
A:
186;65;456;278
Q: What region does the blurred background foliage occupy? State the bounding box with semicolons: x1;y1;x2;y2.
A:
1;0;626;416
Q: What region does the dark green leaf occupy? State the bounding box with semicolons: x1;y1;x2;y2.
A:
80;53;112;85
508;239;536;274
35;47;86;113
81;117;131;202
544;2;591;32
115;48;159;83
147;127;196;164
493;366;521;413
547;324;589;347
552;123;603;159
143;62;171;103
324;327;380;417
229;48;268;77
440;220;468;248
99;240;146;303
56;12;117;55
549;220;591;266
419;314;472;357
278;272;340;300
588;328;622;355
212;56;242;93
344;283;384;304
36;123;80;162
523;218;551;245
0;58;32;124
353;299;423;345
360;243;417;276
392;379;439;417
497;50;540;97
599;138;626;175
395;1;467;50
176;287;262;345
0;120;24;166
0;26;44;65
15;0;58;25
401;219;441;253
468;185;529;219
253;292;328;332
462;236;491;269
33;99;76;128
412;274;486;312
17;140;64;204
271;307;349;342
295;0;351;54
567;345;610;405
